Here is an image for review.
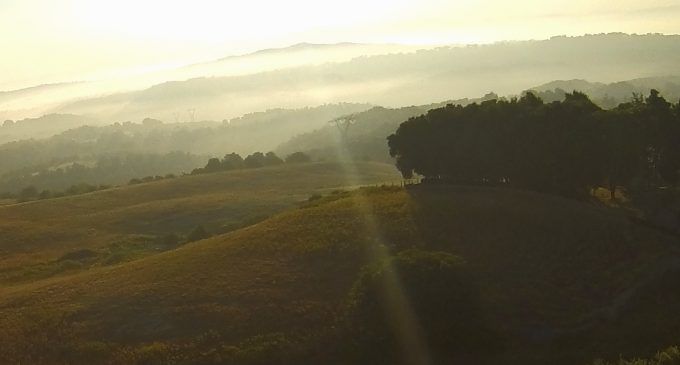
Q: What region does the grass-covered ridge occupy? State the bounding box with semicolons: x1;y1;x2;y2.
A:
0;161;400;284
0;185;677;364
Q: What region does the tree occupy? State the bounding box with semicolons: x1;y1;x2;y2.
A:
203;158;222;173
285;151;312;164
264;151;284;166
244;152;265;168
221;153;244;170
387;90;669;199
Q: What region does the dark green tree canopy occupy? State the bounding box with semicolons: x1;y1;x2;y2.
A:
388;90;680;199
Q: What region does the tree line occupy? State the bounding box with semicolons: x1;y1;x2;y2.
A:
388;90;680;199
0;152;204;194
190;151;310;175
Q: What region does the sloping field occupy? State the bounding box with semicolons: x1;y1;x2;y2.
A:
0;185;677;364
0;162;400;282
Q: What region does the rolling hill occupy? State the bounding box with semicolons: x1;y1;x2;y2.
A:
0;43;416;122
49;34;680;123
0;162;401;284
0;183;678;364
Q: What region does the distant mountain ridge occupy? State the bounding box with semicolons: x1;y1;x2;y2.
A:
51;33;680;122
0;81;84;97
215;42;364;60
0;42;419;121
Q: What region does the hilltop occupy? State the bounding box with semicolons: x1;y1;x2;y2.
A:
0;184;677;364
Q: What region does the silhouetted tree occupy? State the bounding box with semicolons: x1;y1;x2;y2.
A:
388;89;680;200
264;151;284;166
204;158;222;173
285;151;312;164
221;152;244;170
244;152;265;168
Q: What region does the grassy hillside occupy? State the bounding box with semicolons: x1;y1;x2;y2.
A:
0;162;400;283
0;184;677;364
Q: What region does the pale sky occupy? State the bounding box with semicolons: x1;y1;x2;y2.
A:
2;0;680;90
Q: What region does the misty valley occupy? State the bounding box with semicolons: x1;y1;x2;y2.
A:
2;28;680;365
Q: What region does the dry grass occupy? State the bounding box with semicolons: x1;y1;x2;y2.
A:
0;185;676;364
0;162;400;280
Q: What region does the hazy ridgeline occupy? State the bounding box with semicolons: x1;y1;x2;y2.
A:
0;103;368;193
6;74;680;196
1;33;679;197
45;34;680;122
2;33;679;127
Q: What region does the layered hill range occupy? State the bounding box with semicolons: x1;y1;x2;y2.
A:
2;75;680;194
2;33;679;127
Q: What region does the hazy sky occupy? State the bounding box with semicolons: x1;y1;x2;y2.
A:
2;0;680;90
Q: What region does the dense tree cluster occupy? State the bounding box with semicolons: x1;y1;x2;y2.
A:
388;90;680;199
3;182;114;202
190;151;307;175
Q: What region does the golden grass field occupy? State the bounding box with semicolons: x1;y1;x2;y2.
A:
0;181;678;364
0;162;401;284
